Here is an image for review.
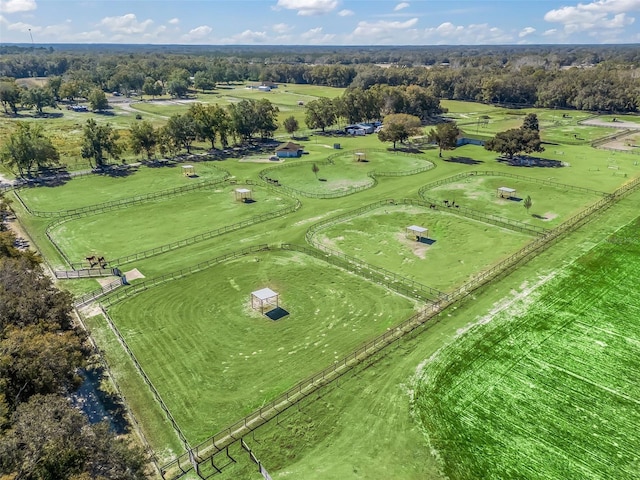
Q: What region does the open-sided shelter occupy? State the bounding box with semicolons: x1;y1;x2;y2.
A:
497;187;516;199
406;225;429;242
251;288;279;314
235;188;253;202
182;165;195;177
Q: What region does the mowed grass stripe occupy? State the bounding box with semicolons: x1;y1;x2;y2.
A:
414;217;640;480
107;250;419;444
315;205;532;292
48;185;295;261
17;163;228;212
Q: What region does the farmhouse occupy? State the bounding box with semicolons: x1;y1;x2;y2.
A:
275;142;304;158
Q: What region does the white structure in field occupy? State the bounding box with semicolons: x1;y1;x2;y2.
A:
182;165;195;177
406;225;429;242
497;186;516;199
251;288;279;314
235;188;253;202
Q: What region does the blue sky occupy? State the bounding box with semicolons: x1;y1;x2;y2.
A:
1;0;639;45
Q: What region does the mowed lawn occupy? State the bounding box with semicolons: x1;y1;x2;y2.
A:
267;151;433;196
48;185;295;262
313;205;532;292
425;175;604;227
106;250;419;444
17;162;228;212
413;216;640;480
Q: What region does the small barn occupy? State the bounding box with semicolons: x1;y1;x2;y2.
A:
275;142;303;158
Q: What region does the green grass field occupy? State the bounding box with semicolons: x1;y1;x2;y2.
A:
266;150;433;195
5;91;640;480
424;174;604;227
16;163;228;212
48;184;295;262
313;204;532;292
413;216;640;480
106;249;419;444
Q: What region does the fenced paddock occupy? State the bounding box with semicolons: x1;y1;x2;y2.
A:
15;163;230;214
308;202;534;292
102;248;421;447
46;183;299;265
258;149;435;198
419;171;606;228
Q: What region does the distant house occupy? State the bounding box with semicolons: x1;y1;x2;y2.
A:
356;123;375;134
275;142;303;158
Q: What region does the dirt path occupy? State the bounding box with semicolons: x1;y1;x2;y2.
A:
582;118;640;129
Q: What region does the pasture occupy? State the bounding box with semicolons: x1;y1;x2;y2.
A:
5;90;640;480
312;204;532;292
47;184;296;262
413;217;640;480
423;174;604;227
264;150;433;196
106;249;420;444
16;162;228;212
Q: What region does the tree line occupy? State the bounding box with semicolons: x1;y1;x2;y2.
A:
1;44;639;113
1;84;445;174
0;203;147;479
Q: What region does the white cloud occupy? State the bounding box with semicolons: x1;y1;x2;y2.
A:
394;2;410;11
544;0;639;34
352;17;419;39
183;25;212;40
7;20;35;32
272;22;291;33
221;29;268;43
0;0;36;14
276;0;339;16
300;26;335;42
168;18;180;25
519;26;536;37
424;22;513;44
99;13;153;34
338;9;354;16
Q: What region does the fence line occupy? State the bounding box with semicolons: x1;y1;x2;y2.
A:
55;268;116;279
418;170;608;198
74;279;123;307
54;182;300;270
590;128;634;147
258;149;435;199
159;171;640;479
100;306;193;454
281;243;446;302
98;244;270;308
16;166;230;218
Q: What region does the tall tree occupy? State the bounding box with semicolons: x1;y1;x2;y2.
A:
0;80;21;115
0;394;146;480
88;88;109;111
0;325;86;408
128;120;158;159
304;97;336;132
81;118;122;167
522;113;539;131
20;86;56;115
189;103;228;150
142;77;162;99
377;113;422;149
0;122;60;176
283;115;299;137
162;113;197;153
427;121;460;157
